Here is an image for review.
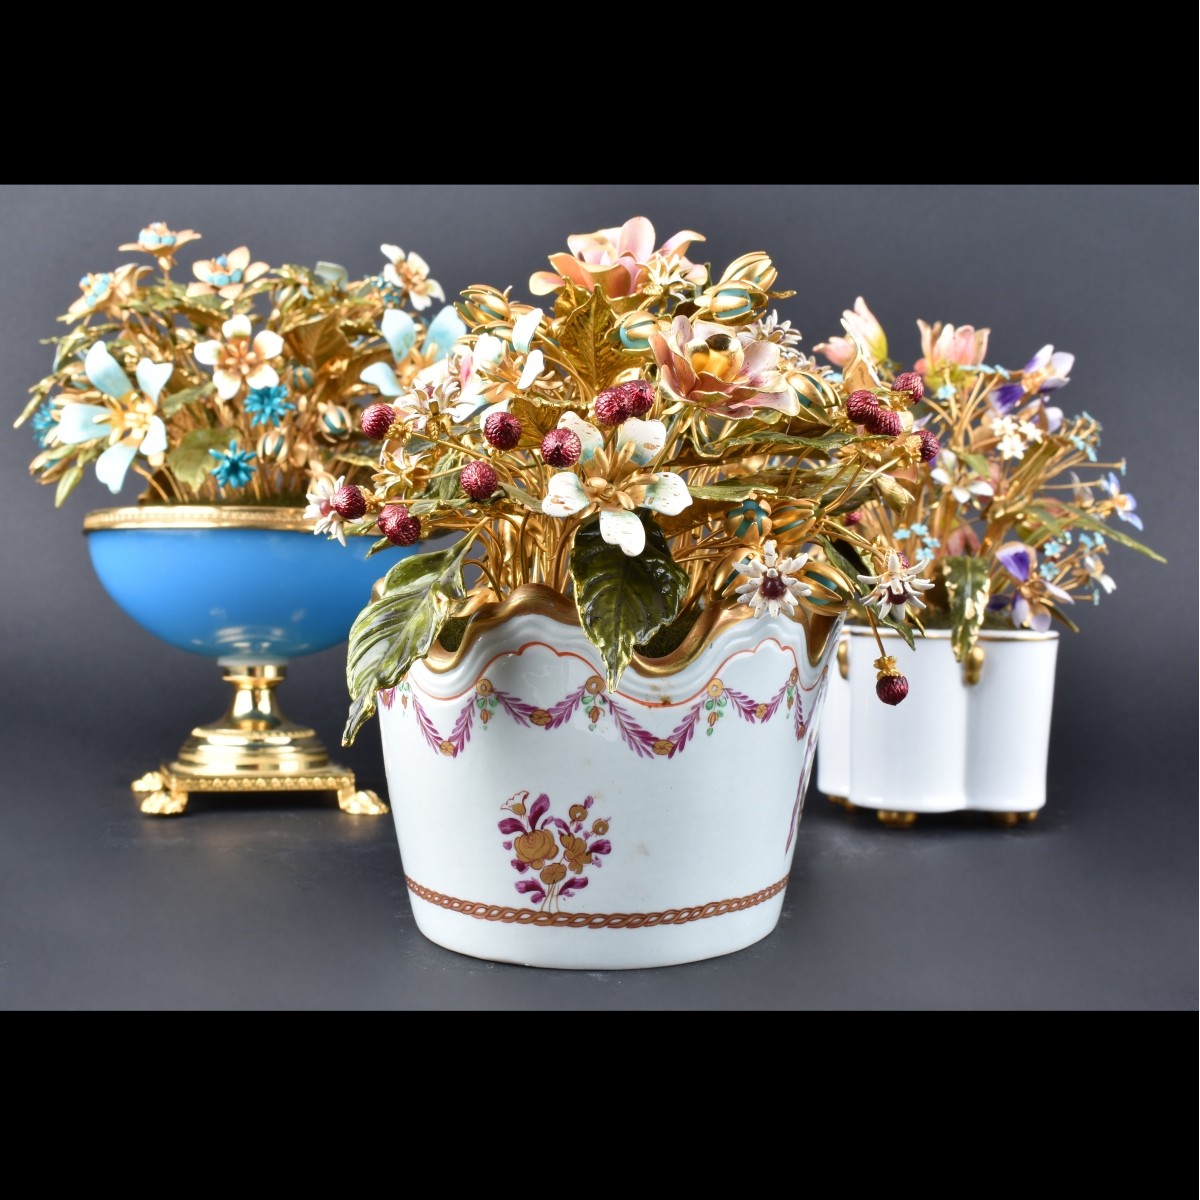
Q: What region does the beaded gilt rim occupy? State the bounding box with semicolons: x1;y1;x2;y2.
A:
83;505;370;535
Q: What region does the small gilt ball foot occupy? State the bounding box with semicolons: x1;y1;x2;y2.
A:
337;788;389;816
827;795;858;812
992;811;1039;827
877;809;917;829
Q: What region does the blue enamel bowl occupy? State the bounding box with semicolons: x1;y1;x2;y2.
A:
83;507;403;660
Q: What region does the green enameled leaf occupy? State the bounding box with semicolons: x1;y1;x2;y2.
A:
942;554;991;663
569;516;688;690
343;538;473;745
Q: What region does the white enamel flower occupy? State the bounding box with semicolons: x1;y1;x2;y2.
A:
194;314;284;401
458;308;545;413
1082;554;1115;595
304;473;347;546
734;539;812;618
929;448;994;507
857;551;935;622
990;414;1028;461
380;245;444;311
540;415;689;556
56;342;171;493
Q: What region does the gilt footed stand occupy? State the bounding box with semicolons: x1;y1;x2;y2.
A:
130;662;387;817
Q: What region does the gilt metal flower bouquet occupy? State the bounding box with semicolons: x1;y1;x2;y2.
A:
16;223;463;515
335;217;929;743
814;300;1164;664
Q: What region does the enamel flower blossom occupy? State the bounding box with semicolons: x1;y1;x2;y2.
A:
734;541;813;618
195;315;284;401
187;247;269;301
650;315;796;417
304;474;349;545
380;245;444;311
54;343;171;493
119;223;200;268
65;264;144;321
930;448;994;507
857;551;934;622
529;216;705;299
541;415;690;557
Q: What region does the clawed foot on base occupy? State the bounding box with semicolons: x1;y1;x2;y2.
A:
876;809;918;829
337;788;390;816
827;795;857;813
132;772;188;816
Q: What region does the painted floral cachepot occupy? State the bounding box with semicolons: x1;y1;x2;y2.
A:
377;590;840;969
818;626;1059;827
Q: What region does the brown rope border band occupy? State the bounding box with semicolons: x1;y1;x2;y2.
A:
405;875;789;929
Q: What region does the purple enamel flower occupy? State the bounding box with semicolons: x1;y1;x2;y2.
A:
996;542;1033;583
991;343;1074;414
996;541;1073;632
1024;344;1074;392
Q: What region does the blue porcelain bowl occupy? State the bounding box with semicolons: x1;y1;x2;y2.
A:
83;507;404;660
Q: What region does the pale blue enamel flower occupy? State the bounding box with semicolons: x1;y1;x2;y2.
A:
1069;434;1097;462
209;440;257;489
56;342;171;493
360;305;467;398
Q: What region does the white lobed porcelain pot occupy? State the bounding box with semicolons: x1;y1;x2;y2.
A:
377;594;842;969
817;626;1059;826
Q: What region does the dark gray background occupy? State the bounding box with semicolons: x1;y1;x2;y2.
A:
1;184;1194;1009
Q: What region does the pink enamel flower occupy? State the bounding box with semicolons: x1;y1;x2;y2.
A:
649;315;797;418
814;297;887;367
529;216;705;298
194;314;284;401
915;320;990;374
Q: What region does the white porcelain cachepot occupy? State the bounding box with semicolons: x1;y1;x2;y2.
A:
817;626;1059;826
377;591;842;969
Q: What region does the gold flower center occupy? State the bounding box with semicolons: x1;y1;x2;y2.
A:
220;339;264;377
584;476;635;511
686;333;743;381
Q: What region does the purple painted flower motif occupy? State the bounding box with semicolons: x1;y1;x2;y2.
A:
1103;473;1143;530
